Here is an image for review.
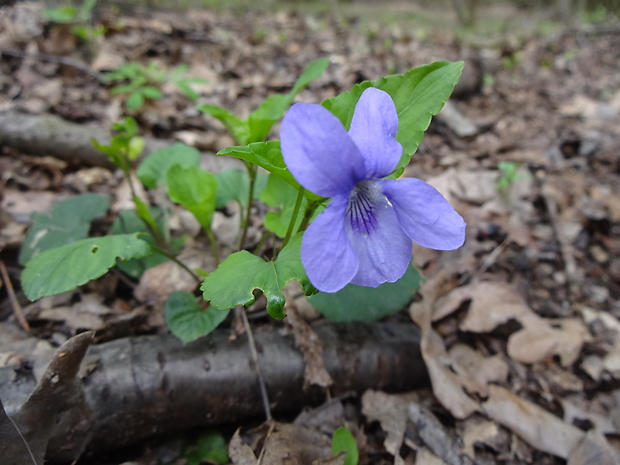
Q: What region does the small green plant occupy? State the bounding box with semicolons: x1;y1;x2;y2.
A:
502;54;519;71
332;427;359;465
497;161;529;196
583;5;610;23
42;0;106;42
21;59;465;344
104;63;207;110
182;429;229;465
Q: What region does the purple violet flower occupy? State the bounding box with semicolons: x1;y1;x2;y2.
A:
281;87;466;293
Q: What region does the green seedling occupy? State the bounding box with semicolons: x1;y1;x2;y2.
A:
104;62;207;110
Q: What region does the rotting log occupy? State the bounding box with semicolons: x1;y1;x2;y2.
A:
0;109;240;172
0;321;427;463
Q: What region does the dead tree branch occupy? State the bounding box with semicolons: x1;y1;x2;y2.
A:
0;321;427;463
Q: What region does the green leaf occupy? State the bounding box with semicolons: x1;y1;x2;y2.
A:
309;264;422;322
247;93;291;142
19;194;110;265
167;165;218;231
42;6;77;23
141;86;163;100
218;142;323;202
247;58;330;142
175;78;207;101
127;136;145;161
165;291;229;344
183;429;229;465
201;234;315;319
111;209;183;279
215;169;268;209
197;104;250;145
91;138;129;172
126;91;145;110
21;234;152;300
133;195;163;239
260;175;308;238
332;427;359;465
136;143;201;188
291;58;330;95
322;61;464;171
218;141;296;189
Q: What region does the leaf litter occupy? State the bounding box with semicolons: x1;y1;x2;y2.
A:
0;1;620;464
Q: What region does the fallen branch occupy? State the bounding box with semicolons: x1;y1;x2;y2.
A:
1;321;427;463
0;110;241;172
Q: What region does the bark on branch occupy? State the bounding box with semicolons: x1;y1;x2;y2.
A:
0;321;427;463
0;109;240;172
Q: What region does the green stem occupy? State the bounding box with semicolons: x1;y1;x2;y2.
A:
126;171;165;246
298;201;321;232
281;187;305;250
253;232;272;259
238;162;257;250
150;244;202;286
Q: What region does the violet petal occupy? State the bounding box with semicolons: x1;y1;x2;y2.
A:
346;183;412;287
348;88;402;178
382;178;466;250
281;103;367;197
301;195;359;293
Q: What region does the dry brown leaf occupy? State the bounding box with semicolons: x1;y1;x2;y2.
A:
284;303;333;390
561;396;617;436
259;422;333;465
581;307;620;378
410;300;479;420
91;42;125;71
460;417;503;459
453;282;587;366
228;428;257;465
448;344;508;396
425;169;499;206
413;447;449;465
567;430;620;465
313;454;346;465
134;243;214;307
361;390;418;464
507;318;588;367
1;189;69;222
459;281;530;333
408;403;474;465
482;384;584;459
431;285;474;322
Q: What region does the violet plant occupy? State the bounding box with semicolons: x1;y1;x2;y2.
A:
20;59;466;343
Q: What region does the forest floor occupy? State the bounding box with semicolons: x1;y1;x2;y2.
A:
0;1;620;464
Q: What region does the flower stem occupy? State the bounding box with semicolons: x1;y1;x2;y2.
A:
298;201;320;232
281;187;305;250
238;162;257;250
150;244;202;287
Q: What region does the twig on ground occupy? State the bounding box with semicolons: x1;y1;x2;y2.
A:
0;261;29;332
236;306;272;422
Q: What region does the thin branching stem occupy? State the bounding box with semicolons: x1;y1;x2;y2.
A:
281;187;305;250
238;162;257;250
150;244;202;286
236;306;272;422
298;201;321;232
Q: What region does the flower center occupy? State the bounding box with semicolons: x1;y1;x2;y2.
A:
346;180;383;235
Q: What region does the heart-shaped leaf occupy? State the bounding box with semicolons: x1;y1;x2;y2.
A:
165;291;229;343
22;233;152;300
201;234;316;319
